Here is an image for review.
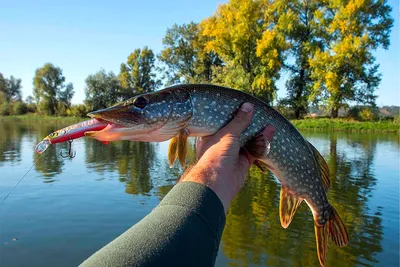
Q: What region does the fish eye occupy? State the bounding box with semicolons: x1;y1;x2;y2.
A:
133;96;148;109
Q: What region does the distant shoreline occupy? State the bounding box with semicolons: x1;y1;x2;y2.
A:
1;115;399;133
291;118;399;133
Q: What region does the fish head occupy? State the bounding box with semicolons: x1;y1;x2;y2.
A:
85;90;185;142
88;91;175;128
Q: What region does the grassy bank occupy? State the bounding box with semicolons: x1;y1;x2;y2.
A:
291;118;399;133
1;115;399;133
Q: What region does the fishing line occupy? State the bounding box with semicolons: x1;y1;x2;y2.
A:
0;152;45;205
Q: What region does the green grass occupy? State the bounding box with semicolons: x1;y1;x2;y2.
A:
291;118;399;133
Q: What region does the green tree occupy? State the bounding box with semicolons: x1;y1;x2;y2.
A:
158;22;222;85
119;47;160;97
33;63;75;115
257;0;325;118
200;0;285;104
0;73;23;102
25;95;37;113
308;0;393;117
85;69;122;111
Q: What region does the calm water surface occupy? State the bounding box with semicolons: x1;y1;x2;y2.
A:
0;118;399;267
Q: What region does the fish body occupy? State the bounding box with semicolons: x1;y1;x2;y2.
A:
36;84;348;266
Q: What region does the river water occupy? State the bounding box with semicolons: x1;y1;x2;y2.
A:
0;118;399;267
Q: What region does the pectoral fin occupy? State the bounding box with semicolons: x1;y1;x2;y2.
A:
168;130;189;168
177;130;188;168
279;186;303;228
254;160;269;173
168;137;178;167
245;131;271;159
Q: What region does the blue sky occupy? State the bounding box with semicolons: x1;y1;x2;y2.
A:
0;0;398;106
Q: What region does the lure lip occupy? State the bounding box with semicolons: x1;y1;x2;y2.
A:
35;138;51;154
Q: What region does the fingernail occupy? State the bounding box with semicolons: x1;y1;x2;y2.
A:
240;103;253;113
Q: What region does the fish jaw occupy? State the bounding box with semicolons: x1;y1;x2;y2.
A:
84;123;156;142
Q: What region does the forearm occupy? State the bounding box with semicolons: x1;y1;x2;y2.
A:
80;182;226;267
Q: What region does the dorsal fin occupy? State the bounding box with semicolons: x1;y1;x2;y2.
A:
308;141;330;192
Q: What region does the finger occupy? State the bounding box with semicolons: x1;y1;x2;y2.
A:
262;125;276;141
218;102;254;137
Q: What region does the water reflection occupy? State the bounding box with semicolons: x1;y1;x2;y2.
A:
85;139;157;195
0;119;27;164
0;119;398;267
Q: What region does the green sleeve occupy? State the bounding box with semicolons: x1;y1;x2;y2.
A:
80;181;226;267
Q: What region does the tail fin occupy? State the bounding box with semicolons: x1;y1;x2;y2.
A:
314;207;349;266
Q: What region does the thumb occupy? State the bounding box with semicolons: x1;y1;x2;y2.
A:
219;102;254;137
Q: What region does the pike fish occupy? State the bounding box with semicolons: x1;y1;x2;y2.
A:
35;84;348;266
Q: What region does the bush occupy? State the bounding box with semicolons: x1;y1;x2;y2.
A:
11;101;28;115
27;103;37;113
359;108;375;121
70;104;88;117
347;107;360;120
0;102;10;116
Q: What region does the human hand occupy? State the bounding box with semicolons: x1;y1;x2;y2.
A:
181;102;275;212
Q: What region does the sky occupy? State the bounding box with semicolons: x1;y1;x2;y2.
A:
0;0;399;106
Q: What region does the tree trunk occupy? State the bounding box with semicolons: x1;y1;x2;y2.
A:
294;108;301;119
331;107;339;118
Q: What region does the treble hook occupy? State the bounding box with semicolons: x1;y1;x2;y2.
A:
60;138;76;158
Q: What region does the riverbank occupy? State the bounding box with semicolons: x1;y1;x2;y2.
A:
1;115;399;133
292;118;399;133
0;114;85;124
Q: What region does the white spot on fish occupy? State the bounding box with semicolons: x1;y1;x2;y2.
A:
203;97;207;100
212;101;216;105
221;111;225;115
220;120;224;123
205;106;209;109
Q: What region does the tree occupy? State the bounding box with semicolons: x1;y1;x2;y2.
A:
257;0;325;118
0;73;23;102
85;70;122;111
200;0;284;104
25;95;37;113
119;47;160;98
308;0;393;117
33;63;74;115
158;22;222;85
